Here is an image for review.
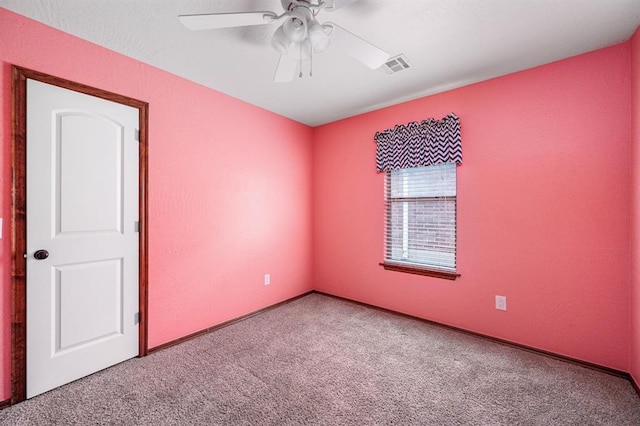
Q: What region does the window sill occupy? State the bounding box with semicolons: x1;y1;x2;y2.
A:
379;262;460;280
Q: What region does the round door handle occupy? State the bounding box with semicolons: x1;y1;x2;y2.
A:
33;250;49;260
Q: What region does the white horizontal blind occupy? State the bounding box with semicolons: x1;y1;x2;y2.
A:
384;163;456;271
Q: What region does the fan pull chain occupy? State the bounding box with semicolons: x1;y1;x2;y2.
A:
296;42;314;79
299;43;303;78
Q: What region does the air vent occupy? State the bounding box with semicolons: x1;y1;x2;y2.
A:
381;54;411;74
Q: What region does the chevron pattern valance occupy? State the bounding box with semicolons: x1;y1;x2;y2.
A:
374;113;462;173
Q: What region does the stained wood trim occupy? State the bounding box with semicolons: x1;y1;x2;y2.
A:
380;262;460;280
11;66;27;406
314;291;634;381
10;66;149;404
631;374;640;398
138;96;149;358
148;291;314;354
0;399;11;410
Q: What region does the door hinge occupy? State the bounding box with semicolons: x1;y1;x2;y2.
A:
135;129;140;141
134;312;140;324
134;221;140;232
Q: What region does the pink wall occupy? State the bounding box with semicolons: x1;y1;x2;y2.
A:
0;9;314;401
631;27;640;385
313;44;632;370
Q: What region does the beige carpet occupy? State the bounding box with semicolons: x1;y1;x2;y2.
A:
1;293;639;425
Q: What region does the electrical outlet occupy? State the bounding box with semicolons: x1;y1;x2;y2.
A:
495;295;507;311
264;274;270;286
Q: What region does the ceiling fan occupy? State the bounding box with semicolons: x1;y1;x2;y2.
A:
179;0;391;82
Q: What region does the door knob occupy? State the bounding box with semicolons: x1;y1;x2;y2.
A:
33;250;49;260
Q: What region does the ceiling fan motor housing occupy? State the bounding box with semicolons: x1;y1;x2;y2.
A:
281;0;324;12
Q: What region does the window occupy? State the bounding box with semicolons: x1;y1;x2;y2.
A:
382;162;458;279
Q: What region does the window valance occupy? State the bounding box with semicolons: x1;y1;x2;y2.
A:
374;113;462;173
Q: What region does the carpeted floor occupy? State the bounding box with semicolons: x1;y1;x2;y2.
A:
1;293;639;425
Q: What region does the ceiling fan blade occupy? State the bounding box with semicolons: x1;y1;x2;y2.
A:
324;0;360;11
179;11;278;31
324;22;390;69
274;55;299;83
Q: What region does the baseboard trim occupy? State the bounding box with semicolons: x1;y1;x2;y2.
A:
148;290;314;354
630;374;640;398
0;398;11;410
314;291;634;383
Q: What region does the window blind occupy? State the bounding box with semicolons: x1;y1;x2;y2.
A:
384;163;457;271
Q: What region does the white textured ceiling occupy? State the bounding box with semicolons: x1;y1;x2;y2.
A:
3;0;640;126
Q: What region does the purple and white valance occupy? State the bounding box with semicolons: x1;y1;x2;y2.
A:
374;113;462;173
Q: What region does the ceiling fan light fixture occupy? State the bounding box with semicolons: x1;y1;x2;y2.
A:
271;26;290;54
282;11;308;43
309;22;331;53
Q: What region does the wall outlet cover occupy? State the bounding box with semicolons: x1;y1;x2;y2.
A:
495;295;507;311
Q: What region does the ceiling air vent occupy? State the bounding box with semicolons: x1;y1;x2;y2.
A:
381;54;411;74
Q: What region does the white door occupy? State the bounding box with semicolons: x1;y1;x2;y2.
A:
26;79;140;398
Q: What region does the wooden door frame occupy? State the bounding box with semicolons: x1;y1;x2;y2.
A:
10;66;149;404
